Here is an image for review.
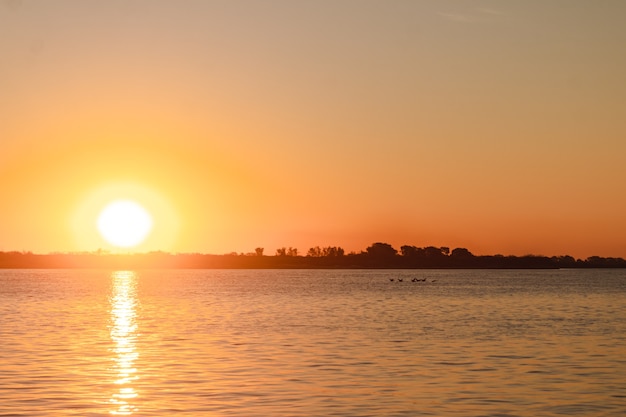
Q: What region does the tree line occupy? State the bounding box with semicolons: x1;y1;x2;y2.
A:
0;242;625;269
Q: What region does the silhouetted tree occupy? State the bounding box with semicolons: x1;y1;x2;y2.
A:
400;245;419;257
276;247;287;256
307;246;345;257
451;247;474;259
366;242;397;258
322;246;344;257
423;246;447;258
307;246;322;257
255;247;264;256
551;255;575;268
287;247;298;257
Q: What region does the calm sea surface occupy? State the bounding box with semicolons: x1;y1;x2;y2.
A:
1;269;626;416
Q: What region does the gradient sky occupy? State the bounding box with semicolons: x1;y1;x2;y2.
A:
1;0;625;258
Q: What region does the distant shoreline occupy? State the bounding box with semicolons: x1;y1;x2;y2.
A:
2;246;625;269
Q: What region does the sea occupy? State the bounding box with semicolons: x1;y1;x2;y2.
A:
1;269;625;416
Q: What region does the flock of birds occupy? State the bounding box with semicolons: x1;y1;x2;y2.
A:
389;277;437;283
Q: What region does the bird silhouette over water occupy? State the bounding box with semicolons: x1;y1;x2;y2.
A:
398;278;404;282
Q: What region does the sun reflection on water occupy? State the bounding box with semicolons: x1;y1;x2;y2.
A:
109;271;139;415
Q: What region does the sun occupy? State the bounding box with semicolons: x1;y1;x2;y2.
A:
97;200;153;248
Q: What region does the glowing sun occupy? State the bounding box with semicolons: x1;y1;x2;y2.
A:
97;200;153;248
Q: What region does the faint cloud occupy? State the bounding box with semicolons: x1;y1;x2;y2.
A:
478;8;508;16
438;8;508;23
2;0;23;12
438;12;475;23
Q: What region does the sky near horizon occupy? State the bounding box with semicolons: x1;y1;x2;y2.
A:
1;0;625;258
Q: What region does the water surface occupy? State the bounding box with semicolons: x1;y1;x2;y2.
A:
1;269;625;416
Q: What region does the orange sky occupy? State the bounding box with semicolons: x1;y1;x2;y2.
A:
1;1;625;258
